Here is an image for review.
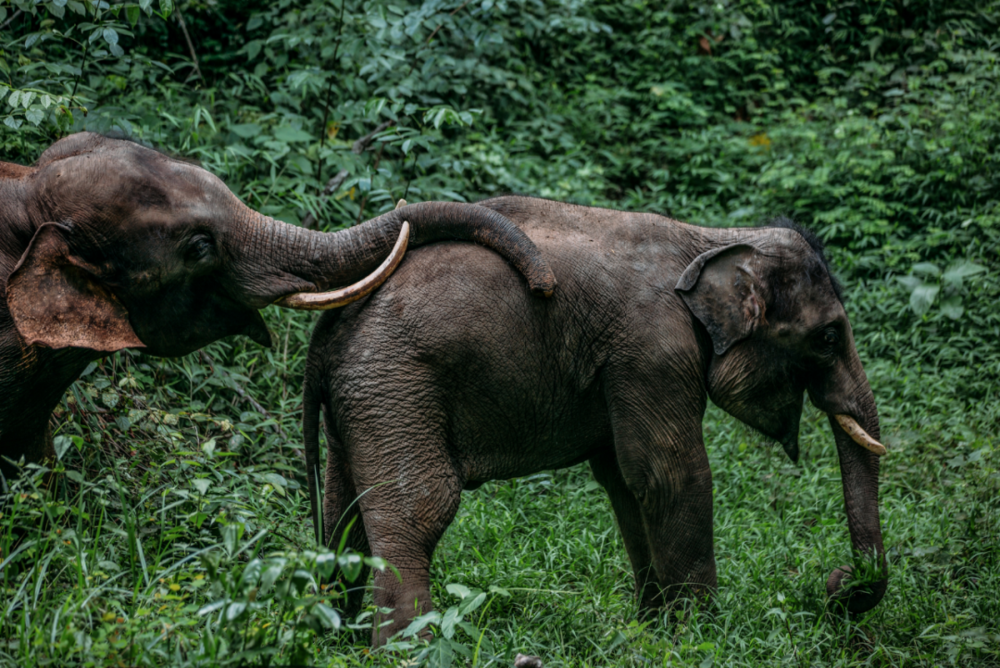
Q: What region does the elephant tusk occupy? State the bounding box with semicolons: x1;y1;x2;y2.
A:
274;221;410;310
833;414;887;456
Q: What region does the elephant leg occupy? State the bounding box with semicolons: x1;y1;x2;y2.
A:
322;430;370;619
353;440;462;646
620;435;716;606
589;447;661;613
606;373;716;609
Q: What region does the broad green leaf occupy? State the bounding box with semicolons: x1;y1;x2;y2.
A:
259;559;286;592
126;5;140;26
942;261;986;288
262;472;286;487
198;599;226;616
230;123;261;138
312;603;341;630
445;583;471;600
53;435;73;461
939;295;964;320
272;127;313;143
440;606;460;639
338;552;363;581
25;107;44;125
909;283;939;317
225;601;246;621
458;591;487;616
222;523;240;556
364;96;387;119
424;638;454;668
245;40;262;61
192;478;211;495
238;558;263;587
159;0;173;16
911;262;941;278
402;610;441;639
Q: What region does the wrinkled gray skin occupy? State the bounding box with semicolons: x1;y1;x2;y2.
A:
304;196;887;645
0;134;552;483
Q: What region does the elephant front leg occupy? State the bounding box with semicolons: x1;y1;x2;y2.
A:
608;398;717;609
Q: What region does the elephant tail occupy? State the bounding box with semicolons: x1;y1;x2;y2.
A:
303;348;325;548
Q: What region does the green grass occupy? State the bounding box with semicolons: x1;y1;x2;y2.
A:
1;318;996;667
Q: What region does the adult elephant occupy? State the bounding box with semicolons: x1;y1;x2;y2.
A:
303;195;888;645
0;134;555;483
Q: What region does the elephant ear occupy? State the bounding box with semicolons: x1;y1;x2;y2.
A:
675;244;766;355
6;223;144;352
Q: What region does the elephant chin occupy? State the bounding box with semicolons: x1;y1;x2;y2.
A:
243;311;274;348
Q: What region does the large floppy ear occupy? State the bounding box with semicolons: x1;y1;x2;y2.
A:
675;243;766;355
6;223;145;352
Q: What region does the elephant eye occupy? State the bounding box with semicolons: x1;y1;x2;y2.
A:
821;327;840;347
186;234;216;264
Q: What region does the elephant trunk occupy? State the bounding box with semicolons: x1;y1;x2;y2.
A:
234;202;556;309
823;370;888;613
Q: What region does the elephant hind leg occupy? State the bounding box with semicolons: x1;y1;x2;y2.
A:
322;429;370;619
589;447;661;613
353;441;463;647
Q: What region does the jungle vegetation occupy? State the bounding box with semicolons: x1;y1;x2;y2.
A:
0;0;998;665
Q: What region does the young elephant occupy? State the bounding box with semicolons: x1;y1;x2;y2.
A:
303;195;888;645
0;134;554;483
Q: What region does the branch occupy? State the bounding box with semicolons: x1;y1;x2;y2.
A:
302;169;350;230
352;120;393;154
1;9;23;30
176;11;204;83
426;0;470;44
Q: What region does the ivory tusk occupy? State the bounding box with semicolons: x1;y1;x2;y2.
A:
274;221;410;311
395;198;407;210
833;414;887;456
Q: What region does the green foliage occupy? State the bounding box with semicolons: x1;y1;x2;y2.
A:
1;0;998;666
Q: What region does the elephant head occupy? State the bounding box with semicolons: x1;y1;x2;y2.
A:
676;219;887;614
4;133;554;357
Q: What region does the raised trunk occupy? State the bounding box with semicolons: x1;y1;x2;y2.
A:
823;374;888;613
235;202;555;308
